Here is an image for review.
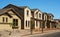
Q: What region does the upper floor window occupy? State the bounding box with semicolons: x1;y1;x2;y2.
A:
36;12;38;18
27;10;29;16
3;17;4;23
6;18;8;22
49;16;51;19
2;17;8;23
39;14;41;18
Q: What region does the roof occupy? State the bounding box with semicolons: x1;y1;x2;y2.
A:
31;8;42;13
3;4;31;19
54;19;60;21
0;8;23;19
47;13;54;17
42;12;47;14
3;4;31;20
19;6;29;9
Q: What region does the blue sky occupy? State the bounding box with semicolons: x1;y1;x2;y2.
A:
0;0;60;19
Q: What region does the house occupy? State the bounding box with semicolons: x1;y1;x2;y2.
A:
0;8;22;30
31;9;43;30
54;19;60;28
47;13;56;29
42;12;47;29
0;4;32;30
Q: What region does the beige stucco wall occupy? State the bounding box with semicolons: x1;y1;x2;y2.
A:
24;8;32;29
0;11;21;30
44;14;47;20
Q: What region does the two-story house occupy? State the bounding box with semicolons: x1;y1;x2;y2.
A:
31;9;43;30
42;12;47;29
0;4;32;30
47;13;55;29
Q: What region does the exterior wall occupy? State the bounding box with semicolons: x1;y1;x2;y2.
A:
56;21;60;28
0;11;21;30
24;8;32;29
44;14;47;20
34;10;39;19
34;10;43;29
43;14;47;28
0;15;12;30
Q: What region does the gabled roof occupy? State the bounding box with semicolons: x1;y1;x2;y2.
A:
3;4;31;20
3;4;30;19
0;8;23;19
31;9;39;12
47;13;54;17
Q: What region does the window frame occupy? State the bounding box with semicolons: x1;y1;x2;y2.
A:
27;10;29;16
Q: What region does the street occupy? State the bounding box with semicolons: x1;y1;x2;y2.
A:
31;32;60;37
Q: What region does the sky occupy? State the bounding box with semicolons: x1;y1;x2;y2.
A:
0;0;60;19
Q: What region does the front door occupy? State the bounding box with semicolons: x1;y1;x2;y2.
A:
12;19;18;29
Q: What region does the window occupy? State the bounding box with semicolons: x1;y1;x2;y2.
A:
6;18;8;22
2;17;8;23
40;22;42;28
39;14;41;18
36;12;38;18
26;21;30;27
26;21;27;27
27;10;29;16
50;16;51;19
28;21;30;27
3;17;4;23
13;19;18;26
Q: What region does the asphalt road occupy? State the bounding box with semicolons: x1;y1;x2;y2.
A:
32;32;60;37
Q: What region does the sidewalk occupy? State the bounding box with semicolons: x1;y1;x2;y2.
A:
0;29;60;37
22;29;60;37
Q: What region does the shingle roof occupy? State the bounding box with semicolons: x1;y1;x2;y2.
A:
0;8;23;19
47;13;54;17
42;12;47;14
31;9;37;11
3;4;31;20
3;4;30;19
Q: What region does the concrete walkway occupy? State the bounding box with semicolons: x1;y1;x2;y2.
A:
0;29;60;37
22;29;60;37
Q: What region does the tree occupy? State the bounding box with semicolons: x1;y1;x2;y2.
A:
30;20;35;34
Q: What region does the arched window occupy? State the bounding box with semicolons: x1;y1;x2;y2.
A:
26;21;27;27
39;13;41;18
27;10;29;16
35;12;38;18
26;20;30;27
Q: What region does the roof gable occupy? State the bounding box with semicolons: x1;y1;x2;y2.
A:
0;8;23;19
3;4;25;19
